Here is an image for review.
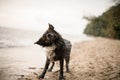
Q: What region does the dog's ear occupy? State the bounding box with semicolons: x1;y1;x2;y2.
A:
48;23;54;30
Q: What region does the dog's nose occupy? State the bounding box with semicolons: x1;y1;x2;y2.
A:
34;41;38;44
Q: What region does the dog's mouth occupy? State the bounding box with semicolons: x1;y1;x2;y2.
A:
34;41;42;46
34;41;53;47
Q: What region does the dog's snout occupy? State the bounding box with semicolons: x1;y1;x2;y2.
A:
34;41;38;44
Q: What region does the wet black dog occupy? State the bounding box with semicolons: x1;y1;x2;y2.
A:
47;39;71;73
34;24;72;80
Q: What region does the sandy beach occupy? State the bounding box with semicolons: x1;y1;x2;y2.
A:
4;37;119;80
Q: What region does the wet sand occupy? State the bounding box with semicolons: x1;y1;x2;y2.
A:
0;46;46;80
0;37;120;80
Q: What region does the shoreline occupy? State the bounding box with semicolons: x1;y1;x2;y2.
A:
0;46;46;80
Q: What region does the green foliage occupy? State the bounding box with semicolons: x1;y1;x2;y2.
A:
84;4;120;39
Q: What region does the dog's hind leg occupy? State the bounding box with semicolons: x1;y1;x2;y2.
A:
48;62;55;72
59;59;65;80
65;55;70;72
39;58;50;79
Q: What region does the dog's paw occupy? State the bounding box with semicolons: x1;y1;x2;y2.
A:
59;76;65;80
38;74;44;79
66;70;70;73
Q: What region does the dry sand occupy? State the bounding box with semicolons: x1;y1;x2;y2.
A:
19;37;120;80
1;37;120;80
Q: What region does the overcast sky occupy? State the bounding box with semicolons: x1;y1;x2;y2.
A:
0;0;113;35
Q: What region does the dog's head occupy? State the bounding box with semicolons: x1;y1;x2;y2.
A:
34;23;62;47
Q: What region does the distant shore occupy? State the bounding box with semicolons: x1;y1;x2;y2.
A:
17;37;120;80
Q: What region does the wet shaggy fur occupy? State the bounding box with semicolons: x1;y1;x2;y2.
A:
34;24;72;80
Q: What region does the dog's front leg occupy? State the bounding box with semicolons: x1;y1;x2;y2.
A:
59;59;65;80
39;58;50;79
48;62;55;72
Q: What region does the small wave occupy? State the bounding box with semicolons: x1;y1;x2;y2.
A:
0;27;39;48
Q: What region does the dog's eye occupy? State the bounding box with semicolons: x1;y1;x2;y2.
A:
46;33;52;38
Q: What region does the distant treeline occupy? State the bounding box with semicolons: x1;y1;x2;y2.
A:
84;3;120;39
